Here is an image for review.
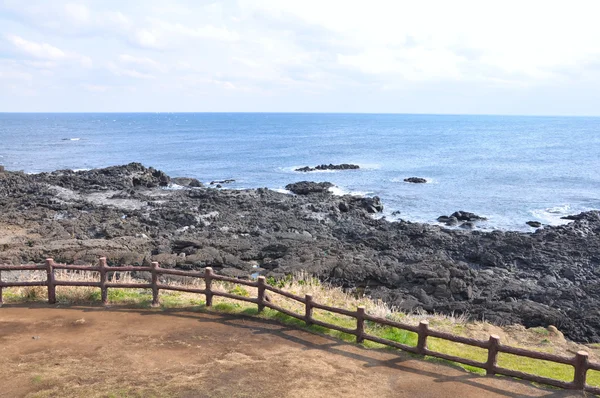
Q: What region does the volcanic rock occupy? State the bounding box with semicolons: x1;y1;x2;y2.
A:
404;177;427;183
285;181;334;195
295;164;359;172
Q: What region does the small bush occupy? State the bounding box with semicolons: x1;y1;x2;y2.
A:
228;285;250;297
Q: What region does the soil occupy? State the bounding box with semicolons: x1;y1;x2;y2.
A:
0;305;582;398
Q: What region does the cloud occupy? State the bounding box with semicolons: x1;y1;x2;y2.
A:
147;19;240;42
2;0;600;113
107;62;155;79
4;34;93;68
63;3;90;24
131;29;160;49
81;83;108;92
6;34;66;60
118;54;164;71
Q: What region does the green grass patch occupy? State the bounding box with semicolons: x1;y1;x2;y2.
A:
497;352;574;382
427;337;487;375
228;285;250;297
587;369;600;387
364;323;418;348
107;289;152;306
531;327;551;336
158;292;204;309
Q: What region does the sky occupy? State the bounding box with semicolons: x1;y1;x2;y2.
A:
1;0;600;114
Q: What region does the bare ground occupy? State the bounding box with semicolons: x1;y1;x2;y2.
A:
0;305;585;398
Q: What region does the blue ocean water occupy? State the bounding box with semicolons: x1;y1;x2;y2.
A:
1;113;599;231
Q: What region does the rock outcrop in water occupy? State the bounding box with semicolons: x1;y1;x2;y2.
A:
285;181;334;195
2;163;600;343
404;177;427;183
295;164;359;172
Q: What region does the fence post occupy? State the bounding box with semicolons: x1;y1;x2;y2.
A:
305;294;314;326
46;258;56;304
204;267;213;307
573;351;589;390
486;334;500;376
356;306;365;343
257;276;266;313
417;320;429;355
151;262;160;307
99;257;108;305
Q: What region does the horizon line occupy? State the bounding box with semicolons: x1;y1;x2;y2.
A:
1;111;599;118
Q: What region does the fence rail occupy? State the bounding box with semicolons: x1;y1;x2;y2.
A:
0;258;598;393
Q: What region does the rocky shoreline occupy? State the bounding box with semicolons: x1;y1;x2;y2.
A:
2;163;600;342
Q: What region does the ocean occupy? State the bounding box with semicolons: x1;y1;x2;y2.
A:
1;113;599;231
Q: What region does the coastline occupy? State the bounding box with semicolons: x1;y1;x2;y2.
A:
2;163;600;343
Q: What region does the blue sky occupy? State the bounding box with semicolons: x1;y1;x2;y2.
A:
1;0;600;114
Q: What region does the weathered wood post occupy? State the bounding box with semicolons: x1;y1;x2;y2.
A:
151;261;160;307
99;257;108;305
486;334;500;376
356;306;366;343
46;258;56;304
573;351;589;390
305;294;314;326
257;276;266;313
204;267;213;307
417;320;429;355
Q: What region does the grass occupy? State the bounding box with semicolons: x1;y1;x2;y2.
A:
3;269;600;390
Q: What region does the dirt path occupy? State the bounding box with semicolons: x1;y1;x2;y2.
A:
0;305;583;398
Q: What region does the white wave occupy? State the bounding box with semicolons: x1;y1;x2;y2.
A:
328;186;369;197
70;138;80;141
544;204;571;214
273;188;293;194
72;168;91;172
529;204;574;226
164;183;186;190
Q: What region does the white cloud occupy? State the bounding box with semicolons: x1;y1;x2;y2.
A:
7;34;66;60
147;19;240;42
108;62;155;79
81;83;108;92
63;3;90;24
5;34;93;69
132;29;161;49
118;54;163;71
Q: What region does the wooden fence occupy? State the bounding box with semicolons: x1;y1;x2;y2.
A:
0;258;599;393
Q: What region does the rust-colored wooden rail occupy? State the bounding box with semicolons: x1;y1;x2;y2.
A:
0;258;598;393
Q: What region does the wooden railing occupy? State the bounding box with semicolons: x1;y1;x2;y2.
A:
1;258;599;393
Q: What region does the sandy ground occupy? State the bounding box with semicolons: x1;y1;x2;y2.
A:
0;305;585;398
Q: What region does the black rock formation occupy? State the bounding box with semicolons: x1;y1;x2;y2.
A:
285;181;334;195
404;177;427;183
295;164;360;172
